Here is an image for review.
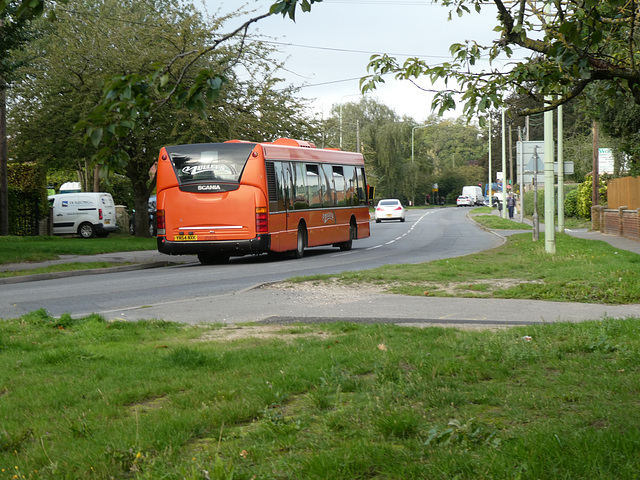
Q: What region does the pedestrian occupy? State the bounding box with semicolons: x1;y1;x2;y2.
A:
507;194;516;219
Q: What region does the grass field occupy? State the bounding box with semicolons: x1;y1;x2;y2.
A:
2;312;640;479
0;235;155;265
1;210;639;478
288;231;640;305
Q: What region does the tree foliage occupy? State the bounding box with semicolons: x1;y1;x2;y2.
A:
361;0;640;118
8;0;321;235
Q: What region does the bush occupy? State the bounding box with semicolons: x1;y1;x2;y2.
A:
564;188;579;217
577;176;607;219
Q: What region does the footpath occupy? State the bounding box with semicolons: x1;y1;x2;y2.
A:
2;214;640;327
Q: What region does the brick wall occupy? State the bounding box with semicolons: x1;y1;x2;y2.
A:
592;206;640;242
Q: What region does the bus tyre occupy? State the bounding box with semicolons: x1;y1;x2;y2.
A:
339;222;356;251
293;225;306;259
78;222;95;239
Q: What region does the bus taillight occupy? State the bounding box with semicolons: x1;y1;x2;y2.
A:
255;207;268;233
157;209;166;234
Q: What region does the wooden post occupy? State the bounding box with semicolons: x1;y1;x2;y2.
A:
592;121;599;207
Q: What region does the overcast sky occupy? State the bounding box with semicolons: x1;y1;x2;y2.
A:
203;0;506;122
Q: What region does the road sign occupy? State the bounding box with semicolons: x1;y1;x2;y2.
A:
516;141;574;185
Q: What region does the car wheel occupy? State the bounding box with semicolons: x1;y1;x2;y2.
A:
292;224;306;259
375;218;381;223
400;217;405;222
78;222;95;239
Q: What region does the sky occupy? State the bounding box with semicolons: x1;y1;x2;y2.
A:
203;0;506;122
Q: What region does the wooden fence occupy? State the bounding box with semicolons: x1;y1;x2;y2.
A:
608;176;640;210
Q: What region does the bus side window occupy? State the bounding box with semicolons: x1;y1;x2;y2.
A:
333;166;346;206
306;164;321;208
356;167;367;205
293;162;309;209
343;166;356;206
321;164;335;207
275;162;292;211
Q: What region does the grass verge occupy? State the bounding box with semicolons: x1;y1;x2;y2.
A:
0;235;155;265
290;233;640;304
0;262;135;279
2;311;640;479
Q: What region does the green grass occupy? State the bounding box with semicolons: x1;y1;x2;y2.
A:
2;312;640;479
0;262;134;278
291;233;640;304
0;235;155;265
472;213;532;230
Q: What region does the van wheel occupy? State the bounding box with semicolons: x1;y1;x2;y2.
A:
293;225;306;259
78;222;95;239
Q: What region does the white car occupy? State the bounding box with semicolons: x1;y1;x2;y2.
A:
457;195;473;207
375;199;406;222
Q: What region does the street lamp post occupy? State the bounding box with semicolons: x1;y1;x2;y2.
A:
411;125;428;163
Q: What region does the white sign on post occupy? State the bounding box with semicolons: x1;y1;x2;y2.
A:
516;141;574;185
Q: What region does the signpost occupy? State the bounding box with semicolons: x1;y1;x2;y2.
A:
516;141;574;185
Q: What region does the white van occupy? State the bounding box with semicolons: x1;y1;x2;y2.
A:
48;193;118;238
461;186;484;206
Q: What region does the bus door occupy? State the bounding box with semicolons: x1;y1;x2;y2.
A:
268;161;294;251
279;162;292;231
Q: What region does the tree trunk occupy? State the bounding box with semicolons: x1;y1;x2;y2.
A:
0;77;8;236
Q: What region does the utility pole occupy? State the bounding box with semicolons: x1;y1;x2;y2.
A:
508;123;513;192
488;117;492;201
592;121;599;207
544;101;556;253
557;104;564;233
501;108;507;218
0;75;7;236
543;1;556;254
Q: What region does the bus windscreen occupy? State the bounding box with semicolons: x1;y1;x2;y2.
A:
165;143;256;184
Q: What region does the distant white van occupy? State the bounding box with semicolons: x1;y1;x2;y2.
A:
461;185;484;206
48;193;118;238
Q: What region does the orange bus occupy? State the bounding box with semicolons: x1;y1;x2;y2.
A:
156;138;371;264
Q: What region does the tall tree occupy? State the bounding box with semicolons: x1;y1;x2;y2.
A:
1;0;322;233
0;2;34;234
10;0;320;235
361;0;640;118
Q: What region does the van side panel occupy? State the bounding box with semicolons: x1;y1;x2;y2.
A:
48;193;118;237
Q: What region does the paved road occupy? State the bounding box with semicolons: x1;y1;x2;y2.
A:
2;208;639;327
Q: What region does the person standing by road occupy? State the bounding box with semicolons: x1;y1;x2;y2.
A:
507;194;516;220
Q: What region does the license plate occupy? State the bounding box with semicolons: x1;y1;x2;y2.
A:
105;220;111;224
175;235;197;241
386;214;392;217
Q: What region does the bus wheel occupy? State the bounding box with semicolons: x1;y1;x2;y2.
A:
198;253;230;265
293;225;306;259
78;222;95;239
339;222;356;251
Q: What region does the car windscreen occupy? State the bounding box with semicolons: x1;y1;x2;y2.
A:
165;143;256;184
379;200;400;206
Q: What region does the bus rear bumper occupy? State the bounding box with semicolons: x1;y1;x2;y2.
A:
157;234;271;256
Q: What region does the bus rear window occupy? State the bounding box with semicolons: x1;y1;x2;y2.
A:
165;143;256;184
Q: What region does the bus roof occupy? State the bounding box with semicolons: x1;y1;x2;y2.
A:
255;138;364;165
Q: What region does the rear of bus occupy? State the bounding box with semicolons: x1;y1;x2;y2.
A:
156;142;269;264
